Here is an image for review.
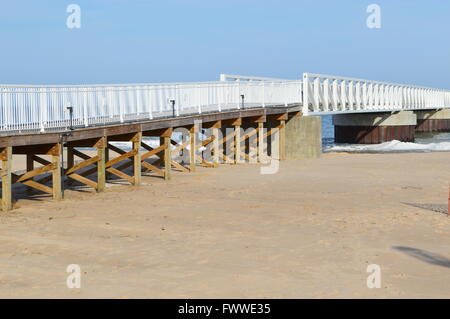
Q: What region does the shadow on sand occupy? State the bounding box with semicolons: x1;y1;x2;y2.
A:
402;202;448;215
393;246;450;268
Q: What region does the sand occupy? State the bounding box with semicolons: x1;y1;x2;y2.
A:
0;152;449;298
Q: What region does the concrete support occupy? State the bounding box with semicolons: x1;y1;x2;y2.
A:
279;120;286;161
333;111;416;144
415;109;450;132
285;115;321;159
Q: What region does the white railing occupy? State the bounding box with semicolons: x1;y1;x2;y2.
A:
220;74;287;82
302;73;450;115
0;80;302;134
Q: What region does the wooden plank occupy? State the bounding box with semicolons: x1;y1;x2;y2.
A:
141;144;165;160
189;125;197;172
171;160;190;173
33;155;51;166
200;136;215;147
212;127;219;167
201;158;215;168
133;132;142;186
105;150;137;168
235;126;241;164
171;140;190;154
163;136;171;181
67;137;106;148
97;142;106;193
52;144;62;200
22;180;53;195
12;164;56;184
13;144;57;155
67;147;75;186
258;122;264;163
107;143;127;155
72;149;91;160
142;161;164;176
106;167;134;184
65;156;100;175
240;128;257;142
26;154;34;193
67;173;98;189
1;147;12;211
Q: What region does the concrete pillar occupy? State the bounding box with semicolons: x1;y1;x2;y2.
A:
285;116;321;159
333;111;416;144
415;109;450;132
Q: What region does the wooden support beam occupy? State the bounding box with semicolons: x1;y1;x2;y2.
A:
97;137;106;192
141;144;165;161
33;155;51;166
1;147;12;211
171;160;190;173
132;132;142;186
258;122;264;163
22;180;53;195
235;125;241;164
68;173;98;189
26;154;34;193
106;167;134;184
142;161;164;176
105;150;137;168
51;143;62;200
162;136;171;181
65;156;100;175
12;164;55;184
105;146;111;180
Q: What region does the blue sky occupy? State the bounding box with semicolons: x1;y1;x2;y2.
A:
0;0;449;88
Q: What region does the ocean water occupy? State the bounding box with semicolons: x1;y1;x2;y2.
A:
321;115;450;153
111;115;450;154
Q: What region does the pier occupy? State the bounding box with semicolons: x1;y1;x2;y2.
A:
1;73;449;211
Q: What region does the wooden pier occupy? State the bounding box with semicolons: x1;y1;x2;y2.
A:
0;107;297;211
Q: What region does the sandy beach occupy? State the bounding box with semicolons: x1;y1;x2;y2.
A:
0;151;449;298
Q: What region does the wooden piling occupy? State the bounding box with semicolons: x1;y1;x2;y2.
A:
163;136;171;181
1;147;12;211
96;137;106;192
235;125;241;164
51;143;62;200
189;125;197;172
258;122;264;163
132;132;142;186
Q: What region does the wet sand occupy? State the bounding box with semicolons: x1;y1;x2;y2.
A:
0;152;449;298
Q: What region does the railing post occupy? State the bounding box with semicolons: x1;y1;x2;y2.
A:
262;81;265;108
83;88;89;127
302;73;309;115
